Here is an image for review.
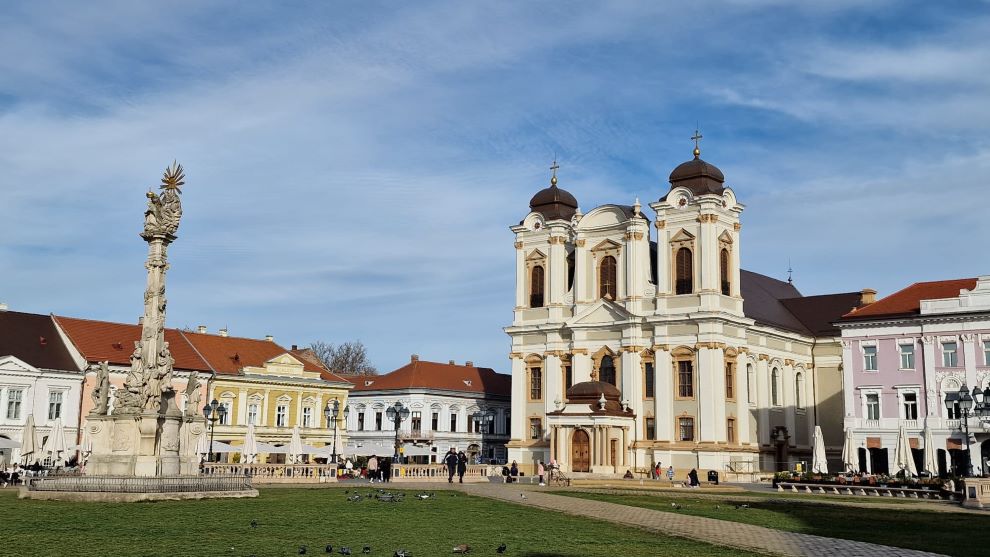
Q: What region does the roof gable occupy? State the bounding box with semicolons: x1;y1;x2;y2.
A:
843;278;978;320
0;311;82;372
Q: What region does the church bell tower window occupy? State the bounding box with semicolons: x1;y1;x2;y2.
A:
599;255;617;299
675;248;693;294
530;265;545;308
599;355;616;386
720;248;730;295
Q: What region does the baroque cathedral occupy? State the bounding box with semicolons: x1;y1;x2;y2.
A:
505;141;866;476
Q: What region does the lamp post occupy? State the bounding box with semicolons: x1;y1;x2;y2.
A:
473;409;495;463
324;399;349;464
945;385;978;476
385;401;410;463
968;385;990;475
202;399;227;463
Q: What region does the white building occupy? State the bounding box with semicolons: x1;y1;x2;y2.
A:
0;310;84;465
506;146;867;477
346;356;511;464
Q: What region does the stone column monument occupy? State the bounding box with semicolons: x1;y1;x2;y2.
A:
86;162;206;477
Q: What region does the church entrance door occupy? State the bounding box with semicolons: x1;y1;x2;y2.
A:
572;429;590;472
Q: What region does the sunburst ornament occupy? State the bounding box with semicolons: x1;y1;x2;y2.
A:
160;160;185;193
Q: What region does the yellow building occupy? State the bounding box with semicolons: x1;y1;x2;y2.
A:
184;330;353;461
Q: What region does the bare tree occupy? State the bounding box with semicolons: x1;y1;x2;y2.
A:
309;340;377;376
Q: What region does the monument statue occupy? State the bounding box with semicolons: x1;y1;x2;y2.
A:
184;374;203;419
90;361;111;415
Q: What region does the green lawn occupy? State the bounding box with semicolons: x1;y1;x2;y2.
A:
554;490;985;557
0;488;761;557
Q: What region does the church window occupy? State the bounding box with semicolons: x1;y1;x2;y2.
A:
747;364;755;404
47;391;63;421
725;363;735;400
357;412;365;431
530;265;545;308
375;411;383;430
645;418;656;440
530;367;543;400
529;418;542;440
599;355;616;386
566;251;575;292
599;256;617;299
675;248;693;294
431;412;439;431
771;368;781;406
678;417;695;442
302;406;313;428
644;362;655;399
720;248;730;295
247;403;259;425
727;418;736;443
564;365;573;390
794;372;804;409
275;404;288;427
677;360;694;398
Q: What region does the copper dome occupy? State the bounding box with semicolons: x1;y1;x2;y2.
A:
668;155;725;197
566;380;621;401
529;179;578;222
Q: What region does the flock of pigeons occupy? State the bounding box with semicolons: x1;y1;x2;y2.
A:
245;489;509;556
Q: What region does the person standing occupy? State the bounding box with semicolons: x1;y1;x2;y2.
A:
654;462;662;480
382;457;391;483
456;451;468;483
538;461;545;486
367;455;378;483
688;468;700;488
666;465;675;483
444;448;459;483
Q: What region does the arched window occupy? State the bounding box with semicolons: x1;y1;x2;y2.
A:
795;372;804;409
675;248;693;294
771;367;781;406
599;255;617;299
530;366;543;400
599;355;616;386
530;265;545;308
720;248;730;295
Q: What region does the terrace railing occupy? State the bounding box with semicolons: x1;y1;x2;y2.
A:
27;475;252;493
200;463;338;483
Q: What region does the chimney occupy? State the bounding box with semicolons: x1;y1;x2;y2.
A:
218;328;228;337
860;288;877;306
265;335;274;342
138;316;144;325
411;354;419;362
465;361;473;367
291;344;298;351
0;302;7;312
197;325;207;334
448;360;456;365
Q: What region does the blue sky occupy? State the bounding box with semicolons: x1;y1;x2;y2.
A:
2;1;989;373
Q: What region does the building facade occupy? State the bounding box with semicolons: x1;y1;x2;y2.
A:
506;148;865;476
347;356;511;464
0;310;85;465
838;276;990;476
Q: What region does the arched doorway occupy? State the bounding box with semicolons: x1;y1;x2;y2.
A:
571;429;590;472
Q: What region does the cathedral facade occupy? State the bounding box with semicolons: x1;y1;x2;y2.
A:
505;145;865;477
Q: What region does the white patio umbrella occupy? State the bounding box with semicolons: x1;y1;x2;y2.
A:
922;426;939;476
894;425;918;477
19;415;39;466
256;441;286;454
0;437;21;449
209;441;238;453
242;424;259;464
841;428;858;474
287;426;304;464
78;425;93;464
42;417;69;467
811;426;828;474
0;453;6;469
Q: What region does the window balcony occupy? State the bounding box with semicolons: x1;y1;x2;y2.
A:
901;419;918;429
863;419;881;429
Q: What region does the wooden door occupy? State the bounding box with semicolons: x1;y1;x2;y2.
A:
610;439;617;469
572;429;590;472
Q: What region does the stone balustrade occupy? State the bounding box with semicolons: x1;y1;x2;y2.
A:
200;463;338;483
389;464;492;482
778;482;954;500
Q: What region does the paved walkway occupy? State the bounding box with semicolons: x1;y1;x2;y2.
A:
458;483;947;557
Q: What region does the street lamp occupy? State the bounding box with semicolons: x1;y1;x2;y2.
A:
324;399;349;464
385;401;410;463
473;409;495;463
202;399;227;463
945;385;976;476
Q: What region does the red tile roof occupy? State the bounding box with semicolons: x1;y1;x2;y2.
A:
288;348;354;384
179;331;327;376
354;359;510;396
54;315;211;371
842;278;978;320
0;311;82;371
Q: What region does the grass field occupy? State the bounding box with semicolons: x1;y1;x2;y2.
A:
0;487;762;557
554;490;986;557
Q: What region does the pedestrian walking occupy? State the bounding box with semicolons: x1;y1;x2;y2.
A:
538;461;545;486
688;468;700;488
654;462;661;480
666;465;674;483
444;448;459;483
382;457;392;483
456;451;467;483
367;455;378;483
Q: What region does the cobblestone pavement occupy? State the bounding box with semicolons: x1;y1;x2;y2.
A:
457;483;947;557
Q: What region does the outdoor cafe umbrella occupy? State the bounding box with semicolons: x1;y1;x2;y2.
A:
19;414;39;466
77;425;93;464
923;426;939;476
287;426;304;464
0;437;21;449
841;427;858;474
894;425;918;477
42;417;69;467
242;424;259;464
195;428;211;462
811;425;828;474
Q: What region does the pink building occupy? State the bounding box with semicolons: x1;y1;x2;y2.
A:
839;276;990;476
